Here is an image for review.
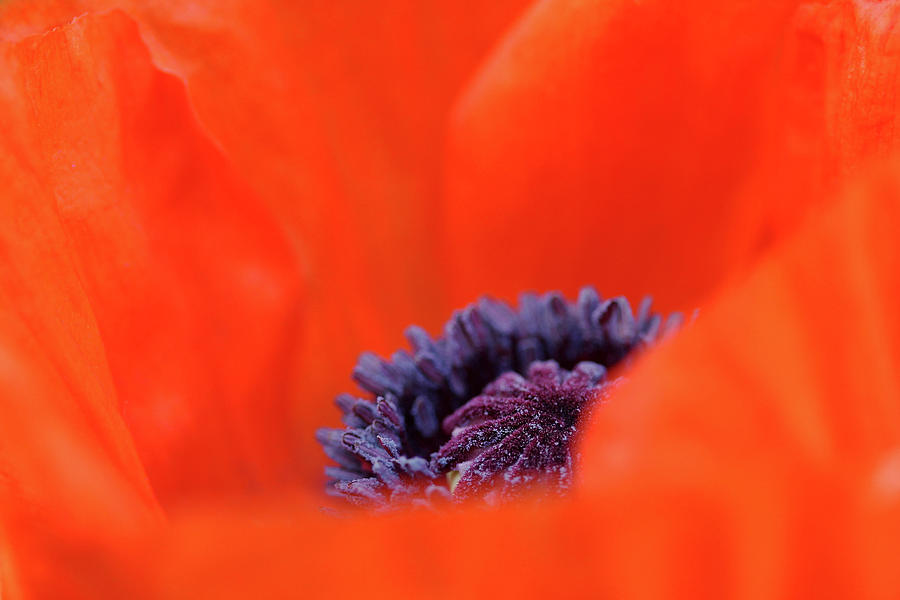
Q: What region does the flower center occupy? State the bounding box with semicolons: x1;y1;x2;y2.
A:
433;360;608;501
316;287;683;508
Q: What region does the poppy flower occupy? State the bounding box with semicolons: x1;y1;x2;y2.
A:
1;0;900;598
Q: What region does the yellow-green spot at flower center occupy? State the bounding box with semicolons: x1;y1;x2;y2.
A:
446;470;462;494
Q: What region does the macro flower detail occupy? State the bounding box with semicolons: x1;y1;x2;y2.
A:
6;2;900;598
433;360;609;501
317;286;683;507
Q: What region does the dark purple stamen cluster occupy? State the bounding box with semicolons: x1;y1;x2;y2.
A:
317;287;681;508
434;360;609;501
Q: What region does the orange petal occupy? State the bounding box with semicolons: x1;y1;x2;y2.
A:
745;1;900;237
117;0;535;479
0;312;159;598
0;0;534;483
2;11;304;504
103;163;900;599
584;158;900;487
132;0;534;460
0;34;161;600
578;159;900;597
821;1;900;171
443;0;803;311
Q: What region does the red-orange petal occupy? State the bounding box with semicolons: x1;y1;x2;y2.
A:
747;0;900;237
120;0;536;469
1;11;304;505
126;0;535;482
94;163;900;599
0;27;162;600
442;0;803;312
0;0;535;485
578;159;900;597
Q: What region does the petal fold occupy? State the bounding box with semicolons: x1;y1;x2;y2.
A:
443;0;802;311
0;0;535;477
2;10;304;504
139;162;900;600
578;159;900;597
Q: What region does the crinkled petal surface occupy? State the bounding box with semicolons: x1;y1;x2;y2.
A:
742;0;900;238
0;10;304;507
